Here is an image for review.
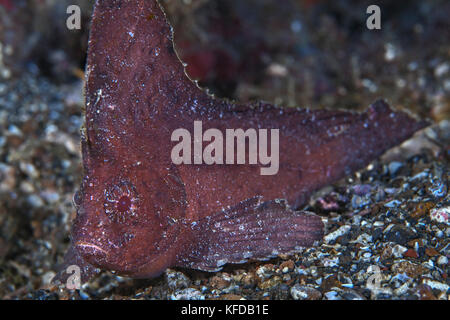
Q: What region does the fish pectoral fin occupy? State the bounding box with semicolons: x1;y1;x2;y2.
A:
51;243;100;287
176;197;324;272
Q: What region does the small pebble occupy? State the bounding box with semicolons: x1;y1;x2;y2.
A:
290;285;322;300
170;288;205;300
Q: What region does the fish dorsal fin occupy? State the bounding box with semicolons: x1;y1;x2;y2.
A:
84;0;203;150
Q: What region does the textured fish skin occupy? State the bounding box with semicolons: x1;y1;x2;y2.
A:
53;0;428;284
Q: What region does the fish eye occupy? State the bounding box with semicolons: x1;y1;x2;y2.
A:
117;195;132;213
104;180;139;223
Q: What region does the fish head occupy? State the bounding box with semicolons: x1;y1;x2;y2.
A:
71;156;187;277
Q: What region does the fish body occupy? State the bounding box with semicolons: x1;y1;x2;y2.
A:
54;0;428;283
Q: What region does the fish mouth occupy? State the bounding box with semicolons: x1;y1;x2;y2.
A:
75;241;108;263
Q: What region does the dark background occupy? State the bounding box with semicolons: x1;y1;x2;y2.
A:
0;0;448;300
